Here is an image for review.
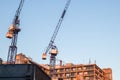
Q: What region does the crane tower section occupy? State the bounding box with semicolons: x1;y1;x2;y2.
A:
6;0;25;64
42;0;71;77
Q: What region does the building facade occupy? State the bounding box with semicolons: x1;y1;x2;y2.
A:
41;63;112;80
15;53;112;80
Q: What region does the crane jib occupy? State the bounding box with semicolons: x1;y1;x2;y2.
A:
13;0;24;25
61;10;66;18
14;16;19;24
43;0;71;55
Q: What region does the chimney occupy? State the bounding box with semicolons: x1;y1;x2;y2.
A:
60;60;62;66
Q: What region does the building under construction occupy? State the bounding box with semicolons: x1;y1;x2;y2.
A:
1;0;113;80
9;53;112;80
40;63;112;80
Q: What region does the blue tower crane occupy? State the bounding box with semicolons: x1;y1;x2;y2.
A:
6;0;25;64
42;0;71;77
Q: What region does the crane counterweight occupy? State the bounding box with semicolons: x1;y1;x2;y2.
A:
6;24;21;39
6;31;13;39
42;53;47;60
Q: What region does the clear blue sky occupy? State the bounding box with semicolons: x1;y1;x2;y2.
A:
0;0;120;80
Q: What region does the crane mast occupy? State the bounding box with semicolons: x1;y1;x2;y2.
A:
42;0;71;77
6;0;24;64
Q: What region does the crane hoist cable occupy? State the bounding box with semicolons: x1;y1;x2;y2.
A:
42;0;71;60
6;0;25;64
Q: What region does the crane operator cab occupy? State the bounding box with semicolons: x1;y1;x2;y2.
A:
50;46;58;56
6;24;21;39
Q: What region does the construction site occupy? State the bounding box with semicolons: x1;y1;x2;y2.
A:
0;53;112;80
0;0;113;80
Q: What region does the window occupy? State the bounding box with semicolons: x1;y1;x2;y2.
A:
78;67;82;71
84;72;88;75
66;73;70;77
72;68;76;71
71;72;76;77
60;69;64;72
86;66;94;70
66;68;70;72
88;71;94;75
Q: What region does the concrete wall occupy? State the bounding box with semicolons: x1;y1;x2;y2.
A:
0;64;51;80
